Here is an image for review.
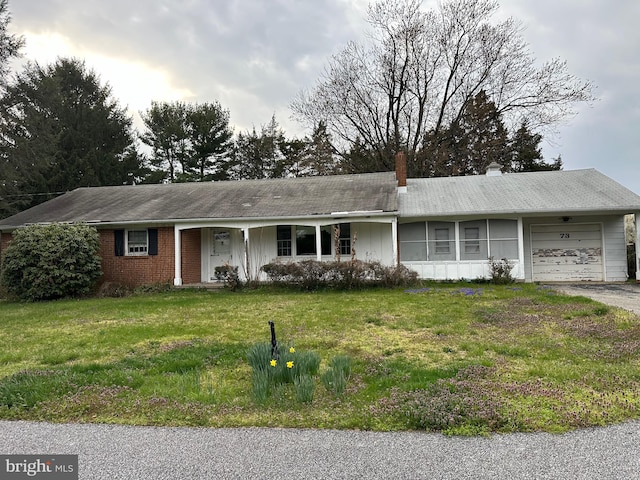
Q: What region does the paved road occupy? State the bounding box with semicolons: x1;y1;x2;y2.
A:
2;420;640;479
550;283;640;315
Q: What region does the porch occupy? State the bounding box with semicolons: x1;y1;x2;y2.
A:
172;215;398;286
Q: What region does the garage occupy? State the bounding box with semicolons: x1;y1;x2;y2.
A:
531;224;603;282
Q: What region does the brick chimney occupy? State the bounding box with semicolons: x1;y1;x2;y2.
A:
395;151;407;188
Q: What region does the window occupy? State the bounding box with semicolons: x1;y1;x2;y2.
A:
434;228;450;253
277;225;292;256
296;226;316;255
338;223;351;256
114;229;158;256
320;226;332;256
278;225;331;257
460;220;488;260
397;219;519;263
464;228;480;253
427;222;455;261
488;219;519;259
399;222;427;261
127;230;148;255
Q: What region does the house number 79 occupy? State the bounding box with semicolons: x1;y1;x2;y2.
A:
560;233;570;238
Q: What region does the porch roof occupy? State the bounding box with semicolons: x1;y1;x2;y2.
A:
0;172;398;229
399;168;640;218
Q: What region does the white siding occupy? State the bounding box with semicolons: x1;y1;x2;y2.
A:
603;216;628;281
350;222;395;265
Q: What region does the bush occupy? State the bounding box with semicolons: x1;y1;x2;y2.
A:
260;260;418;291
1;223;102;301
488;257;514;284
214;264;242;291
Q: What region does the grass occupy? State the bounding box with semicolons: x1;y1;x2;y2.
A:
1;283;639;434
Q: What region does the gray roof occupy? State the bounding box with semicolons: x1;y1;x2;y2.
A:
399;168;640;218
0;172;398;229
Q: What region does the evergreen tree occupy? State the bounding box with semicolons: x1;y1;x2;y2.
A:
510;120;562;172
420;91;510;177
0;58;141;217
300;121;339;176
187;102;233;181
231;116;286;180
0;0;23;87
139;101;189;182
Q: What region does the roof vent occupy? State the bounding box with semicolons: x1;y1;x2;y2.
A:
485;162;502;177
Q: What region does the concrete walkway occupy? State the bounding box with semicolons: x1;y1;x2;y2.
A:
2;420;640;479
549;283;640;315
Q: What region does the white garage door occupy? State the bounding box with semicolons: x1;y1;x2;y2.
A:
531;224;603;282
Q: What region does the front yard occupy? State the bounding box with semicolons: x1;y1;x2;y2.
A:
1;284;639;434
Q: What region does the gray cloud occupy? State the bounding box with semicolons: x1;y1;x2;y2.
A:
8;0;640;193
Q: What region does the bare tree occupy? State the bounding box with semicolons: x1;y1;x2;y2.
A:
291;0;595;175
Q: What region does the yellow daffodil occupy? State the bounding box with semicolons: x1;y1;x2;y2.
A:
270;359;277;367
287;361;294;369
289;347;295;353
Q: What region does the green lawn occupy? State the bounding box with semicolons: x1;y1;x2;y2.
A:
1;284;639;435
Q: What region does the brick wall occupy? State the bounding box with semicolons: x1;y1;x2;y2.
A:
100;227;175;287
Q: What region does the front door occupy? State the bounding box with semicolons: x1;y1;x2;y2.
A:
209;228;232;281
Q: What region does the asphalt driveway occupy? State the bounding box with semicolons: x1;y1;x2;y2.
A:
2;420;640;479
549;283;640;315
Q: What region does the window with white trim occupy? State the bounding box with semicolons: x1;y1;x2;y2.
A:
277;225;292;256
127;230;148;255
337;223;352;256
277;225;332;257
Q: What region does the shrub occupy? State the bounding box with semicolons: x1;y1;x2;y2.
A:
260;260;418;291
1;223;102;301
488;257;514;284
214;264;242;291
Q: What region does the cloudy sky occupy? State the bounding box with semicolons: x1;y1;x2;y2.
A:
7;0;640;194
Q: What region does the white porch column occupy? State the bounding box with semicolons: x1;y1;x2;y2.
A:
174;226;182;286
517;217;525;280
315;224;322;261
391;218;399;265
635;213;640;282
243;227;250;281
